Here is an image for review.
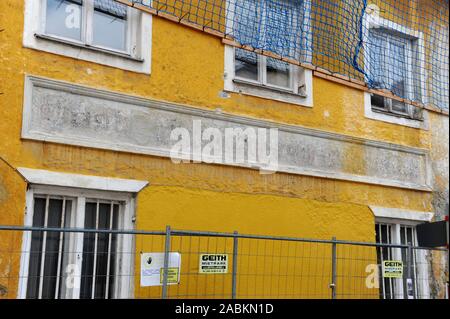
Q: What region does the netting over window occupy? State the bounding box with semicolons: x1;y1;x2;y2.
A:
118;0;448;111
95;0;128;17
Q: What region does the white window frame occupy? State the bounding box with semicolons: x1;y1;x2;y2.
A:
18;186;135;299
372;206;433;299
16;168;149;299
375;220;431;299
362;5;429;129
224;0;313;107
39;0;132;55
23;0;152;74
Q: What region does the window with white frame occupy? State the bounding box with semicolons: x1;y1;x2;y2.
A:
43;0;128;53
367;28;423;120
234;48;304;94
23;0;152;74
375;221;429;299
20;186;134;299
224;0;313;106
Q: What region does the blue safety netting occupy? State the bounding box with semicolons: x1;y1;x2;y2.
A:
123;0;448;110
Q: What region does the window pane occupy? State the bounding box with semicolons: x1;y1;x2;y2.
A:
232;0;261;49
80;202;96;299
27;197;72;299
391;100;408;114
266;58;290;88
93;0;127;51
371;94;387;110
108;205;119;298
41;199;63;299
233;0;304;59
367;31;387;88
45;0;82;41
389;39;407;98
57;201;73;299
81;201;119;299
26;198;46;299
375;223;394;299
235;49;258;81
264;0;302;58
93;203;112;299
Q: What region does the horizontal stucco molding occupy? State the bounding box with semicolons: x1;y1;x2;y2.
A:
22;75;432;191
17;167;149;193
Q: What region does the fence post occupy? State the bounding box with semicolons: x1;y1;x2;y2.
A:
330;237;337;299
162;225;171;299
231;231;238;299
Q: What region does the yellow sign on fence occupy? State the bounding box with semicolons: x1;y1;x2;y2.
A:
382;261;403;278
160;267;180;284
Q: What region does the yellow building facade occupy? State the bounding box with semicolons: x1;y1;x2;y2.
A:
0;0;448;299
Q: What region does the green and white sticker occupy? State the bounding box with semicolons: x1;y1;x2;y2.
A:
382;260;403;278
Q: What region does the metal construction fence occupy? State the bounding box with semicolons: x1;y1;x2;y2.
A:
0;225;447;299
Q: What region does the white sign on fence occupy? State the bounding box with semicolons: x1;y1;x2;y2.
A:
140;252;181;287
199;254;228;274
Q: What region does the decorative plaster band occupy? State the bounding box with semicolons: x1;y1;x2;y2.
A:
22;75;432;191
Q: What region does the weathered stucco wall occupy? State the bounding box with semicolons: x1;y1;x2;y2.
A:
0;0;447;299
429;112;449;298
0;0;434;214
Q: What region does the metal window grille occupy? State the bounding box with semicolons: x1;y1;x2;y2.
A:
375;223;431;299
23;196;124;299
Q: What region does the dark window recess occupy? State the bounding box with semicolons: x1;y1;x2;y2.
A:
80;202;119;299
26;197;72;299
26;197;120;299
371;94;423;120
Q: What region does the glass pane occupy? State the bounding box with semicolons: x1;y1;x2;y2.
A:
368;31;387;88
235;49;258;81
375;225;384;299
80;202;96;299
93;203;112;299
371;94;387;110
81;201;120;299
232;0;260;49
389;39;407;98
377;224;394;299
264;0;301;57
392;100;408;114
57;201;73;299
41;199;63;299
93;0;127;51
45;0;82;41
26;198;46;299
108;205;119;298
266;57;290;88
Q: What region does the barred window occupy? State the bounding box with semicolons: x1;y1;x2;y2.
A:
22;188;133;299
375;222;429;299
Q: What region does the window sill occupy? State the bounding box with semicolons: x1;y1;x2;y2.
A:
35;33;144;63
228;78;312;107
371;107;423;122
233;78;307;98
364;93;428;129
